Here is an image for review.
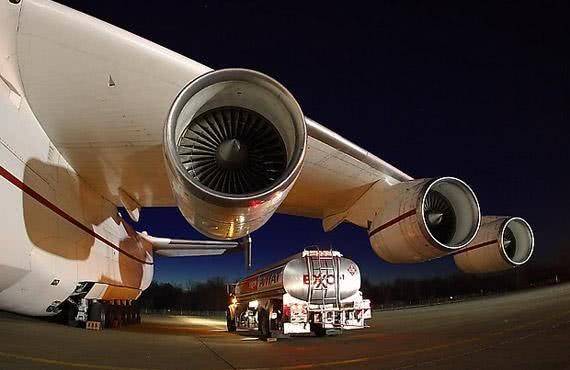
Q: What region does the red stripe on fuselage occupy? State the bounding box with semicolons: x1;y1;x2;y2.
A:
0;165;152;265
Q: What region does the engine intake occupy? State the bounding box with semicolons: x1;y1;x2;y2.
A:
164;69;306;239
369;177;480;263
453;216;534;273
178;106;287;195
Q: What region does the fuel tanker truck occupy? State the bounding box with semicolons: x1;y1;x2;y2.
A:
226;249;371;337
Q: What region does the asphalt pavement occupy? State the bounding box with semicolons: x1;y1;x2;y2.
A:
1;283;569;369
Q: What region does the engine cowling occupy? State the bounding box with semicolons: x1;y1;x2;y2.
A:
164;69;307;240
369;177;481;263
453;216;534;273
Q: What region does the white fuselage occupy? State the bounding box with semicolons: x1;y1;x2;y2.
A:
0;14;154;314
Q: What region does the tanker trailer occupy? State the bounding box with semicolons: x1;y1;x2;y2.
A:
226;249;371;338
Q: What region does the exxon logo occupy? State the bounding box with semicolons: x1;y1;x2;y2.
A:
303;274;335;289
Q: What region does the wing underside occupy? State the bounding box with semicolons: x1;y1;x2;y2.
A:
10;0;412;230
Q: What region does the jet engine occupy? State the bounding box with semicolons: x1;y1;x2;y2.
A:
453;216;534;273
369;177;480;263
164;69;307;240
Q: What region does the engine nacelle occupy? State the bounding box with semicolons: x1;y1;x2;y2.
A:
369;177;481;263
453;216;534;273
164;69;307;240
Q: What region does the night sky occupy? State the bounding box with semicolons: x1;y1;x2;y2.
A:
59;1;569;284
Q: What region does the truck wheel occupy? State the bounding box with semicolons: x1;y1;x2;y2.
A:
311;324;326;337
269;300;283;332
226;308;236;332
258;309;271;339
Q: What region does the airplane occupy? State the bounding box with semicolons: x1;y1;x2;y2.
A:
0;0;534;327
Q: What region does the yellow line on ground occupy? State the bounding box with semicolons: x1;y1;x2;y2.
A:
0;351;158;370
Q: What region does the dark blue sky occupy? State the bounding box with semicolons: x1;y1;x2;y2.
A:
135;208;458;285
63;1;569;284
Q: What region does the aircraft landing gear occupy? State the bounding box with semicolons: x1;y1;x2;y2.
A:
88;301;105;324
66;303;81;327
103;301;141;328
62;298;141;329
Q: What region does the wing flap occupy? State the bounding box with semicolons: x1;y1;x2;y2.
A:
141;234;252;263
141;234;241;257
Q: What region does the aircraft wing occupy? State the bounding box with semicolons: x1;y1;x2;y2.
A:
11;0;412;230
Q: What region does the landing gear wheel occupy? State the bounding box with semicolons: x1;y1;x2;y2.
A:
110;306;121;328
104;304;113;328
126;306;133;324
135;306;141;324
258;308;271;339
226;308;236;332
120;306;128;326
88;302;105;328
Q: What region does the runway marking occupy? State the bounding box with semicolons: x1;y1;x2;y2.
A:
0;351;158;370
195;335;237;369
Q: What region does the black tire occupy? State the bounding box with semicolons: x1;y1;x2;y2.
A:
258;308;271;339
269;300;282;332
104;304;112;328
111;306;121;328
126;306;134;324
226;308;236;332
120;306;128;326
312;324;327;337
88;302;105;326
135;306;141;324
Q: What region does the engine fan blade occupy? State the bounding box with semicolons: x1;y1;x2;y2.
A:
423;191;456;244
427;212;444;226
177;107;287;195
503;227;517;259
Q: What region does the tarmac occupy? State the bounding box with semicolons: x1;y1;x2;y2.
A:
1;283;569;370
